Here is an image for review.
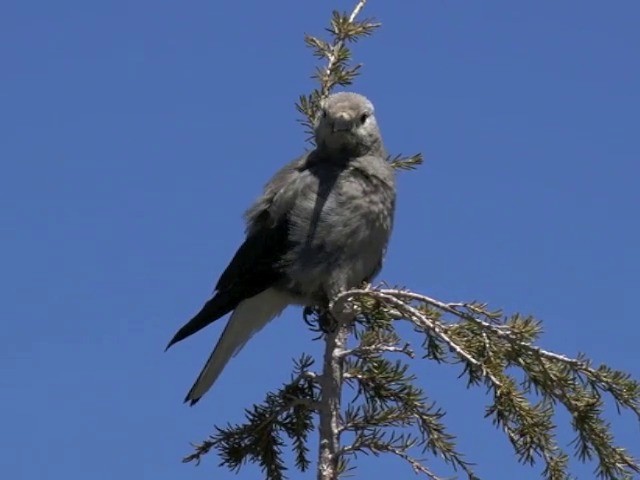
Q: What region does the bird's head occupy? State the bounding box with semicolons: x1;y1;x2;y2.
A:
313;92;383;158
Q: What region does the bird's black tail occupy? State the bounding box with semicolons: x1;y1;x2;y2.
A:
165;292;238;350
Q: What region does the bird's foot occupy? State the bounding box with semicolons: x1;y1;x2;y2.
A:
303;306;337;334
318;310;338;333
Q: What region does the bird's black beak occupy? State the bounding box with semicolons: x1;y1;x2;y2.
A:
332;113;353;133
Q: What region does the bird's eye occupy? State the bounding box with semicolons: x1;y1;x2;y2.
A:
360;113;369;124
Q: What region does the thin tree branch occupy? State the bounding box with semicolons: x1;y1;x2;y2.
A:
320;0;369;99
341;343;414;359
317;318;351;480
341;441;446;480
332;289;504;388
378;289;640;418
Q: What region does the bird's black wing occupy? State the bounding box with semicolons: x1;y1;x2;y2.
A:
166;211;290;349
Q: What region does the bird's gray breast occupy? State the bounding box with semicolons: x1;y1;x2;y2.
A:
278;159;395;302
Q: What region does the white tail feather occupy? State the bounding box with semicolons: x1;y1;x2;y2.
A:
185;288;291;403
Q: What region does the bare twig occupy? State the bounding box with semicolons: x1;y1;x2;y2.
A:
341;343;415;359
341;441;446;480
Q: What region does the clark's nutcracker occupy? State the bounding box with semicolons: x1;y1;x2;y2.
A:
167;92;396;405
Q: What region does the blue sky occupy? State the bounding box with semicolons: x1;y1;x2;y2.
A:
2;1;639;478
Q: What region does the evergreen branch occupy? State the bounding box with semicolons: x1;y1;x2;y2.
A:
187;281;639;479
183;356;319;479
340;317;477;479
389;153;424;171
384;290;640;420
334;289;504;389
341;288;640;418
329;287;640;479
296;1;380;142
319;1;376;99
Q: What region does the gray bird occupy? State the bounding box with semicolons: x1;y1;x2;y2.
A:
167;92;396;405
